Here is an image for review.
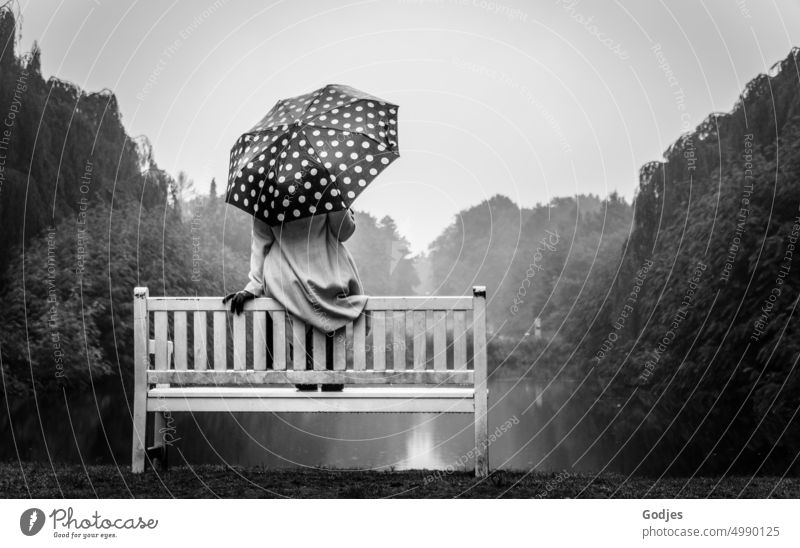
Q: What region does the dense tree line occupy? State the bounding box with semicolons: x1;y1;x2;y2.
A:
0;9;417;395
424;50;800;475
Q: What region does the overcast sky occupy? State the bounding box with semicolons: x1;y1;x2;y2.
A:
18;0;800;252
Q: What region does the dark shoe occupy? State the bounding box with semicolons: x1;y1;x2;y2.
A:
295;384;317;392
320;384;344;392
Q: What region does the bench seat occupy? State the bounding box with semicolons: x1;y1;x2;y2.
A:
147;386;475;413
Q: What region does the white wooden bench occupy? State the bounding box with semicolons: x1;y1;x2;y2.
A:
131;286;489;476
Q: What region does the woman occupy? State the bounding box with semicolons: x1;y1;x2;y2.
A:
224;209;367;391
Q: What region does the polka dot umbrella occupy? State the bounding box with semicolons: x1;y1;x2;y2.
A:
225;84;399;225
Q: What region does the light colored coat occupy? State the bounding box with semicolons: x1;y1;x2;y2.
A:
244;209;367;332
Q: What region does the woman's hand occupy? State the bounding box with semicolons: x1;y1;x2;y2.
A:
222;290;255;315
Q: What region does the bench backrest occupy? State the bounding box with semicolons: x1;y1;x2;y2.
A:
134;287;487;387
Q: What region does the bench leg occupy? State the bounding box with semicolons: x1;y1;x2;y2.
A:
131;395;147;473
474;387;489;477
149;411;169;470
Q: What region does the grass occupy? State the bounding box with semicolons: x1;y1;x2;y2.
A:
1;462;798;498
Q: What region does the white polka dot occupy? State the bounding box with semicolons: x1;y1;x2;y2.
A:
293;209;301;217
347;191;355;198
325;202;333;210
370;168;378;176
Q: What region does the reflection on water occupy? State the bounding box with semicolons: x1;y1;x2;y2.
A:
0;378;609;473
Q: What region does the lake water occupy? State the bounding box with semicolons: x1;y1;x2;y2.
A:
0;378;615;473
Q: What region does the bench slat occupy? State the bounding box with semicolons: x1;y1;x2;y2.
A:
148;297;286;311
292;318;306;370
353;314;366;370
213;311;226;371
233;312;246;370
147;370;474;385
154;311;169;370
146;296;473;312
147;387;474;414
453;310;467;370
253;312;267;371
313;329;326;370
272;311;286;370
373;311;386;371
393;311;405;370
174;311;187;370
333;327;346;370
194;312;207;370
433;310;447;370
365;297;472;311
413;311;426;370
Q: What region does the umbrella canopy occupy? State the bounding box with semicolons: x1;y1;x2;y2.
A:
225;84;399;225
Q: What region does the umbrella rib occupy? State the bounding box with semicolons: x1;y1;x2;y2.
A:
298;125;356;210
303;121;394;151
299;86;332;120
301;90;397;128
